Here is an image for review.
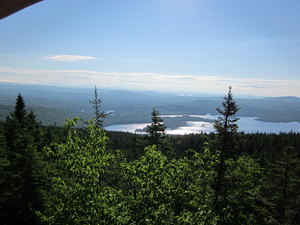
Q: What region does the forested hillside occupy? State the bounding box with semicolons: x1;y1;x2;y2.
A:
1;83;300;127
0;88;300;224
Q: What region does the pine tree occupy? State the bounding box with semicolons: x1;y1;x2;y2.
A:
89;86;109;128
214;86;240;159
212;86;240;222
14;93;27;125
263;146;300;224
146;108;167;146
1;94;46;225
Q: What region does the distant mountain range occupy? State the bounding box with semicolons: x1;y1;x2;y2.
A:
0;83;299;127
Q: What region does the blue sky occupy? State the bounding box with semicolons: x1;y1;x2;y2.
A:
1;0;300;96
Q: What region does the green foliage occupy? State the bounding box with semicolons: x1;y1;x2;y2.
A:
146;108;167;146
262;146;300;224
221;156;268;224
212;87;241;222
120;145;219;224
122;145;176;223
1;92;300;225
89;86;109;128
176;148;219;224
0;94;47;225
144;108;175;157
41;119;129;224
214;86;240;158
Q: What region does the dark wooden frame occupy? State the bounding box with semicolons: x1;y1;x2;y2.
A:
0;0;44;20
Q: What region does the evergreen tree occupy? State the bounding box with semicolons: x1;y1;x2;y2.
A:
0;94;46;225
146;108;167;146
214;86;240;159
0;123;10;221
263;146;300;224
14;93;27;125
89;86;109;128
212;86;240;222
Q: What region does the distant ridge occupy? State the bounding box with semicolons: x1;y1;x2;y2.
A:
1;82;299;126
262;96;300;101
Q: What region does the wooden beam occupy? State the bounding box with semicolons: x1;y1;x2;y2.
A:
0;0;44;20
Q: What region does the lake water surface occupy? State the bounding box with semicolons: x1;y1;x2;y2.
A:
104;114;300;135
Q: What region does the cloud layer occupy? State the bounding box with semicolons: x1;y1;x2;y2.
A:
44;55;96;62
0;67;299;97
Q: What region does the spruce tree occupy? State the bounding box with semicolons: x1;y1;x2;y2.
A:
89;86;109;128
146;108;166;146
214;86;240;159
1;94;46;225
212;86;240;222
263;146;300;224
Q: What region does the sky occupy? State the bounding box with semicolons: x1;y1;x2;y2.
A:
0;0;300;97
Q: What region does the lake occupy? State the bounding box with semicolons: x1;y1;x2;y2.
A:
104;114;300;135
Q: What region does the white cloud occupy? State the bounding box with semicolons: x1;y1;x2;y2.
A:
0;66;299;97
43;55;96;62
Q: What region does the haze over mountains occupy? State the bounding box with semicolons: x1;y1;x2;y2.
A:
1;83;300;129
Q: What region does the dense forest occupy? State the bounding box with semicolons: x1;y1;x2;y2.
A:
1;87;300;225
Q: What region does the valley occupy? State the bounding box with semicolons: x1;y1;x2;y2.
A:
1;83;300;133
